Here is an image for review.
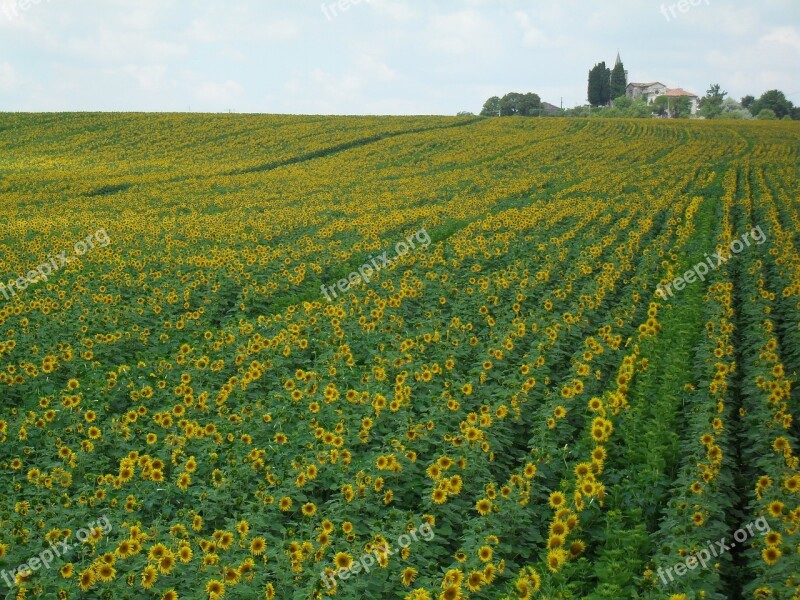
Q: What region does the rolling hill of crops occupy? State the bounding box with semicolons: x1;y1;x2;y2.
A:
0;114;798;600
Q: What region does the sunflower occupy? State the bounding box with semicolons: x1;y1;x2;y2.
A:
218;532;234;550
79;568;95;590
205;579;225;597
177;472;191;490
141;565;158;589
96;564;116;582
223;567;239;585
547;548;567;572
768;501;784;518
549;521;567;537
475;499;492;515
785;475;800;492
466;570;484;591
401;567;418;586
149;543;167;561
159;552;176;574
334;552;353;570
569;540;586;558
592;446;607;462
761;547;781;565
526;568;542;591
548;491;566;509
756;475;772;494
439;584;462;600
250;537;266;556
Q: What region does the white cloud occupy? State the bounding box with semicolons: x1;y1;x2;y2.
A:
355;55;398;82
760;26;800;51
65;29;187;63
282;53;400;114
119;64;168;90
368;0;417;22
186;6;298;43
0;61;17;91
427;9;500;57
513;10;569;48
192;80;245;108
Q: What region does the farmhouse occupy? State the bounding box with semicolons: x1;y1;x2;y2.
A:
626;82;700;114
540;102;561;115
626;82;667;103
661;88;700;114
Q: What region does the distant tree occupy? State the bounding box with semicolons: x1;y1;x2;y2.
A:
750;90;794;119
520;92;542;115
721;98;741;111
722;110;752;120
756;108;777;120
651;96;669;117
652;95;691;118
676;96;692;117
499;93;521;116
563;105;592;118
456;111;474;117
699;84;727;119
480;96;501;116
741;95;755;110
499;92;541;116
588;62;611;107
480;93;542;117
627;99;653;118
719;98;752;120
612;95;633;109
610;60;627;100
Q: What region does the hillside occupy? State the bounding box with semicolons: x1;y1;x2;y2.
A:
0;114;798;599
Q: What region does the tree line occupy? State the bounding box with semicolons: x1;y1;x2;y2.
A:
472;55;798;120
478;92;544;117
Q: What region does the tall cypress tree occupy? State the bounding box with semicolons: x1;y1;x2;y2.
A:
588;62;611;107
610;58;627;100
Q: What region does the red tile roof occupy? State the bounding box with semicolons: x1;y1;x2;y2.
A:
664;88;698;98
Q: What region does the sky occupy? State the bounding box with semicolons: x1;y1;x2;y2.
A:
0;0;798;114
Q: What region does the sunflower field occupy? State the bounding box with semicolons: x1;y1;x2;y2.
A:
0;114;798;600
